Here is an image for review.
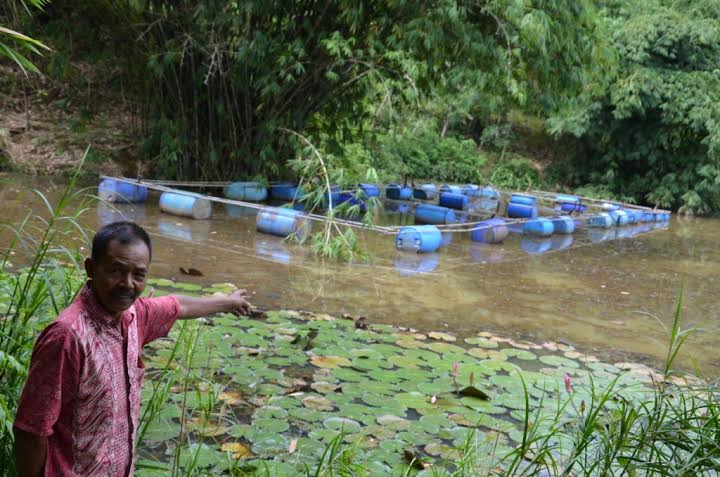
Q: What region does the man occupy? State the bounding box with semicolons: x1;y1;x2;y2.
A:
13;221;251;476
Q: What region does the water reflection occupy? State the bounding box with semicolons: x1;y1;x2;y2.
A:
550;234;574;251
156;217;210;242
97;202;147;225
587;228;616;243
393;252;440;276
254;237;292;264
521;238;553;255
223;203;258;218
468;243;506;263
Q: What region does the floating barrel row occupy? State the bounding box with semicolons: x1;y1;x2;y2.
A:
99;179;149;203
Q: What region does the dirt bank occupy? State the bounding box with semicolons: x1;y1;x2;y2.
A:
0;62;141;177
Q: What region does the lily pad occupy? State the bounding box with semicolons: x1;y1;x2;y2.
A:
324;417;362;433
539;355;580;369
376;414;411;431
464;337;499;348
310;355;352;369
428;331;457;342
219;442;254;460
427;342;466;355
302;395;334;411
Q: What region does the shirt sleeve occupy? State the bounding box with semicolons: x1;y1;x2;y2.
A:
14;322;80;437
135;295;182;346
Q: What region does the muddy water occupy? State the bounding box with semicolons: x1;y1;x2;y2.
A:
2;175;719;374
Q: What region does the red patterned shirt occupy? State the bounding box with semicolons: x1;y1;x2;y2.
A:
14;284;181;476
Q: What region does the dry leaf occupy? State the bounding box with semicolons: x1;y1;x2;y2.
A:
220;442;253;459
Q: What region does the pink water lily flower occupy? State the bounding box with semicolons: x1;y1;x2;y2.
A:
564;373;573;394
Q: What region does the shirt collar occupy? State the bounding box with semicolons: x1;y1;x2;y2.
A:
78;282;136;328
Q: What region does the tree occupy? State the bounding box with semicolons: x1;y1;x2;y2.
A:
549;0;720;214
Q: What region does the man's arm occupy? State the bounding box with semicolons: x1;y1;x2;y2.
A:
14;427;46;477
176;289;251;319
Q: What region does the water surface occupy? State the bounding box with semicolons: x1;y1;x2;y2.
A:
2;175;718;374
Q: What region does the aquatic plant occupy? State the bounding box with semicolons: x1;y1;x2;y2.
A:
0;152;91;475
131;280;719;476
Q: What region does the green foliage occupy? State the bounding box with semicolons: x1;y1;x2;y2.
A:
0;0;51;76
0;154;90;475
488;157;542;191
549;0;720;214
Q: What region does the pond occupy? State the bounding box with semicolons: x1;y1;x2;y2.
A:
2;174;718;375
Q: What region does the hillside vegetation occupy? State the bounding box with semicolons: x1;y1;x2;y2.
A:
1;0;719;214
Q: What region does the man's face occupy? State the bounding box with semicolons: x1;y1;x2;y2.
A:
85;239;150;317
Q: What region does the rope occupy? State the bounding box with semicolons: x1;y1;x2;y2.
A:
102;176;667;236
101;176;399;234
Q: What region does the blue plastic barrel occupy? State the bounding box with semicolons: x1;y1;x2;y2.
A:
224;182;268;202
462;185;498;199
609;209;630;226
439;185;463;195
556;194;580;204
98;179;148;203
559;203;588;213
601;202;621;212
551;217;575;234
386;184;413;200
510;194;537;206
395;225;443;253
413;184;437;200
256;207;311;240
470;219;508;243
394;253;441;275
523;218;554;237
622;209;638;224
507;203;538;219
470;218;509;244
159;192;212;219
462;184;480;196
476;199;500;212
588;213;613;228
640;212;654;222
439;192;469;210
324;185;341;208
359;183;380;198
521;238;553;255
415;204;457;224
662;212;671;221
337;191;356;206
269;183;303;201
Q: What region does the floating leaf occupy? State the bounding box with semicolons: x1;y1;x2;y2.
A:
459;385;491;400
377;414;411;431
427;342;465;354
179;267;204;276
464;337;499;348
324;417;362;433
310;355;351;369
220;442;253;460
428;331;456;342
539;355;580;369
302;395;334;411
